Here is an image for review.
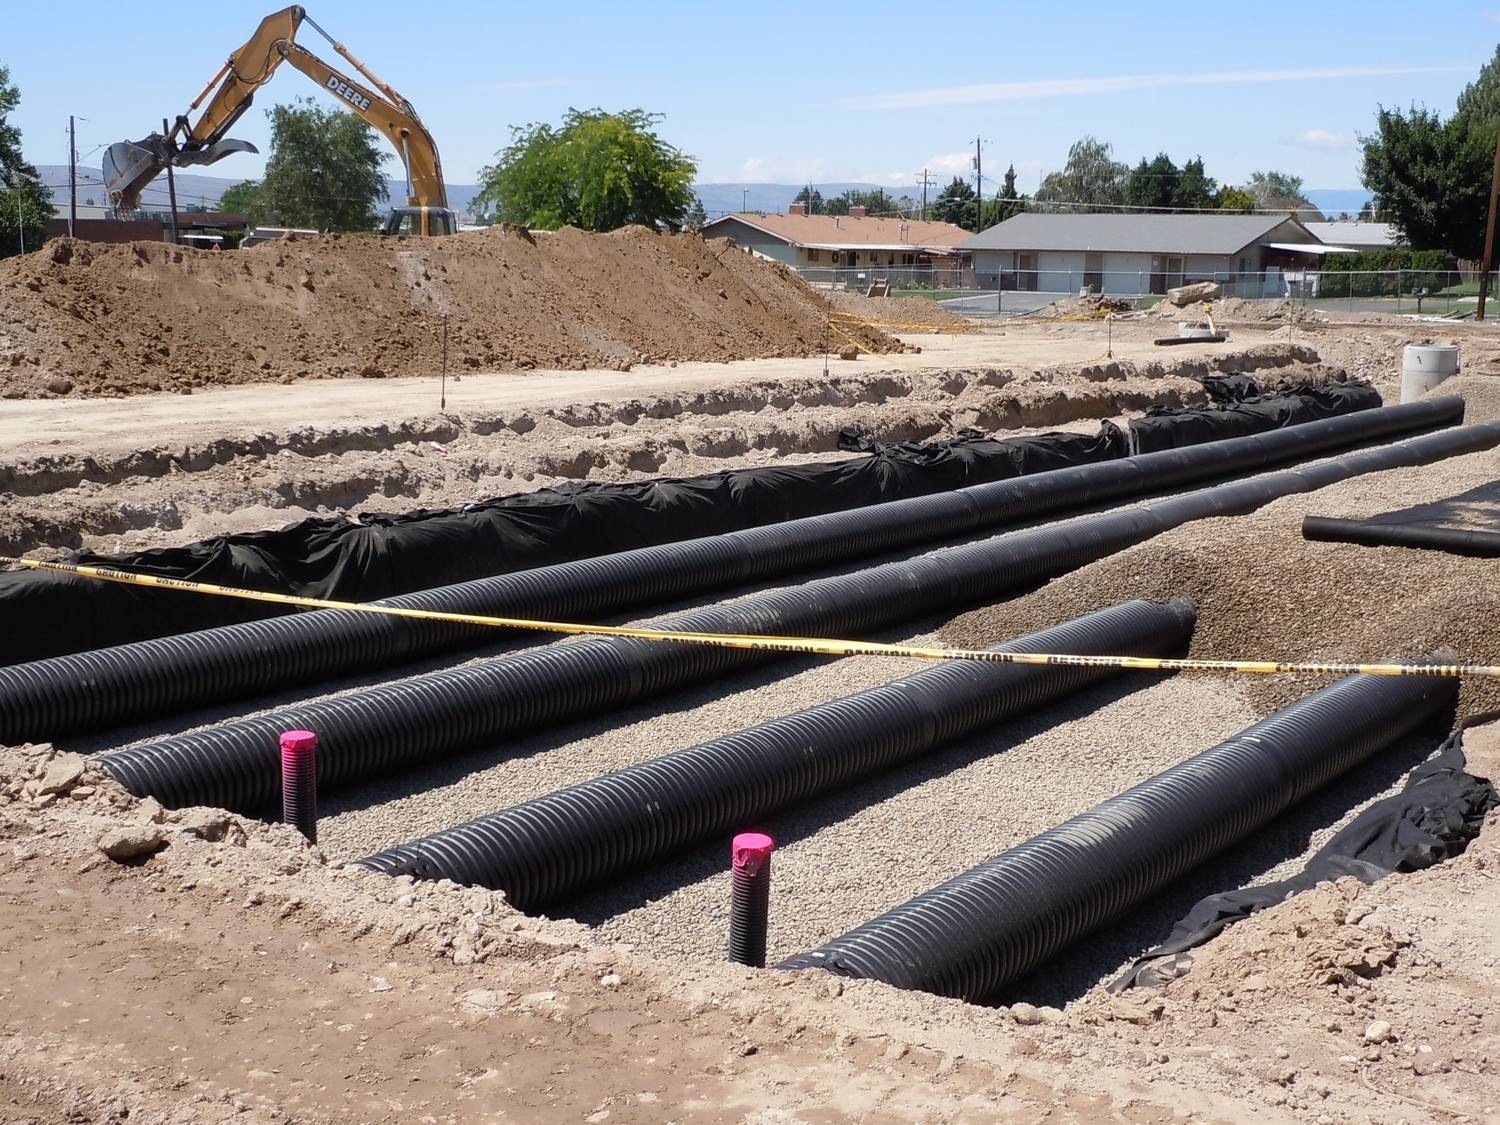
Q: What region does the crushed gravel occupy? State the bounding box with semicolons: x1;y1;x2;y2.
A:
944;445;1500;719
297;432;1500;1002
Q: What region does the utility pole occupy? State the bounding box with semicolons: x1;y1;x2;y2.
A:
67;114;77;237
1478;124;1500;322
163;118;180;244
973;135;983;233
916;169;936;221
742;187;748;213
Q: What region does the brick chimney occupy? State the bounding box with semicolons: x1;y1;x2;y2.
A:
847;205;869;218
787;200;809;216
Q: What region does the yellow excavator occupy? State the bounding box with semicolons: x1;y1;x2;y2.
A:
102;5;459;236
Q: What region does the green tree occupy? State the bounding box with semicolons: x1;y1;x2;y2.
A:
1245;170;1307;207
929;176;978;229
793;185;825;214
1362;48;1500;259
1034;136;1128;211
1124;152;1180;211
1362;105;1491;258
825;188;909;217
253;98;387;231
1174;156;1217;209
1215;186;1256;213
0;63;51;257
981;163;1026;227
685;195;707;230
476;108;696;232
1456;45;1500;123
217;179;262;214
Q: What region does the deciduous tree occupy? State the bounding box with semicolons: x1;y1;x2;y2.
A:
1035;136;1128;211
253;98;388;231
476;108;696;232
217;179;263;215
0;63;51;257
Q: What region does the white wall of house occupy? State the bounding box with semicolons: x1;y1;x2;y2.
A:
973;247;1276;294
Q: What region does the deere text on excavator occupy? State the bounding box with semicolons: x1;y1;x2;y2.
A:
102;5;459;237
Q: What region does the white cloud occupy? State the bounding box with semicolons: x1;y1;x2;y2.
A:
476;78;569;92
847;65;1475;110
1294;128;1356;151
1483;8;1500;22
740;157;827;182
925;151;974;175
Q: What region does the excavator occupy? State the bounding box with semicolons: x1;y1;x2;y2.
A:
102;5;459;236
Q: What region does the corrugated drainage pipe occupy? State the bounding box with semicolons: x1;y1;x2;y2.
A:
1302;515;1500;558
0;397;1463;744
776;664;1457;1003
352;598;1196;909
97;419;1500;815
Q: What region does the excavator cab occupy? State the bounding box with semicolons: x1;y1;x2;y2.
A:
381;206;460;237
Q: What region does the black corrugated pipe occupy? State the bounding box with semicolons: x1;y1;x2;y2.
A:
96;419;1500;815
0;397;1465;745
1302;515;1500;558
351;599;1197;909
776;664;1457;1002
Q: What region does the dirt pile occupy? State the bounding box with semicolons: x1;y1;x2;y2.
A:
1164;296;1325;324
1032;294;1134;320
825;290;972;328
943;445;1500;719
0;227;896;398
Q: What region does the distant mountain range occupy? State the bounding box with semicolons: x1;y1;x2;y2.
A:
33;167;1375;226
35;165;485;218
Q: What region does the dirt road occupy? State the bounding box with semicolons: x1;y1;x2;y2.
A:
0;327;1280;463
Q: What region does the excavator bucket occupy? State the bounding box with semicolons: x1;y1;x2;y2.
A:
102;136;168;213
103;134;258;212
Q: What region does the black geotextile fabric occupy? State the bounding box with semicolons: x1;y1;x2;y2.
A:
1112;731;1497;991
0;424;1126;665
0;384;1377;665
1128;383;1382;455
1199;373;1263;403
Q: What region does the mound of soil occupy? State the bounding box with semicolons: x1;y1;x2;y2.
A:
1162;296;1324;324
0;227;895;398
826;290;972;328
1032;294;1134;320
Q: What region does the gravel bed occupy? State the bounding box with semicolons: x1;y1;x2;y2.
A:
126;420;1497;1010
577;672;1259;963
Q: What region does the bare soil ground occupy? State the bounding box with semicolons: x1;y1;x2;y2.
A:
3;727;1500;1124
0;227;898;398
4;250;1500;1121
0;332;1319;556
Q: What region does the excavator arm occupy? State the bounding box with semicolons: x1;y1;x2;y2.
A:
103;4;454;235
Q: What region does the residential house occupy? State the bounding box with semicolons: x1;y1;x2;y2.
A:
1305;222;1400;252
701;205;971;286
961;213;1342;297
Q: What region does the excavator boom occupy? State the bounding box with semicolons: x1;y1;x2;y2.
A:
103;5;455;234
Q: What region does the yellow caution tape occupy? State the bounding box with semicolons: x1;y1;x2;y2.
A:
3;555;1497;679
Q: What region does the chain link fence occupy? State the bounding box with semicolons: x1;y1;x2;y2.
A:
798;265;1499;319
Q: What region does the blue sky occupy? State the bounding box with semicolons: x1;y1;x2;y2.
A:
6;1;1497;193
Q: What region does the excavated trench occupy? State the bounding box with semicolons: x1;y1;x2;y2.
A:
17;342;1482;1018
2;345;1324;556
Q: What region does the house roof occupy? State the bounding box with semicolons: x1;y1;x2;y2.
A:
1304;222;1398;249
703;212;970;253
961;213;1316;256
